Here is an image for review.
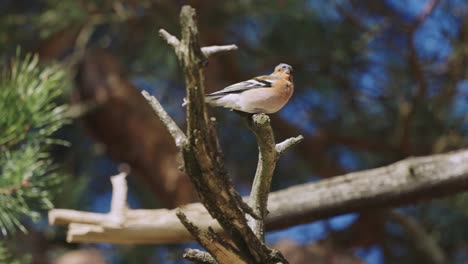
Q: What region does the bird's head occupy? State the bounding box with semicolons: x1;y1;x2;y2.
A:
273;63;293;76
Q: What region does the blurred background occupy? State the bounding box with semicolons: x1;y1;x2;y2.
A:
2;0;468;263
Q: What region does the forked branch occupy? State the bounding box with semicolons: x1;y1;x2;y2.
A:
246;114;303;240
158;5;288;263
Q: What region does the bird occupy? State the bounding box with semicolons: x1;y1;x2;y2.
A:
204;63;294;114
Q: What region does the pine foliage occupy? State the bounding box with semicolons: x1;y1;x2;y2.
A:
0;51;69;236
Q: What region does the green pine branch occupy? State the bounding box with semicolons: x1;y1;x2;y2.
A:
0;241;30;264
0;50;70;236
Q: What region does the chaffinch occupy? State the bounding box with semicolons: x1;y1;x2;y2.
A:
205;63;294;114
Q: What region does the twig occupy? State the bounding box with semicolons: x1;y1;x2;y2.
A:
276;136;304;157
176;209;246;264
141;90;187;148
399;0;441;154
388;211;447;264
158;31;237;59
0;181;25;195
159;29;180;50
202;45;238;57
183;249;218;264
49;210;108;226
66;12;130;67
107;171;128;227
413;0;441;30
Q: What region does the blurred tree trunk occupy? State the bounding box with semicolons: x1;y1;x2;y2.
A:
73;50;195;207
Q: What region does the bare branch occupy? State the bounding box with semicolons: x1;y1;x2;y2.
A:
244;114;302;240
176;209;246;264
49;210;108;226
159;26;237;59
50;203;218;244
276;135;304;156
160;5;288;263
388;211;447;264
183;249;218;264
400;0;441;154
158;29;180;50
413;0;441;30
107;171;128;227
51;148;468;244
245;114;277;240
202;45;238;57
141;90;187;148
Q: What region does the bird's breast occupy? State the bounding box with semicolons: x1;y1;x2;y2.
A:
284;81;294;96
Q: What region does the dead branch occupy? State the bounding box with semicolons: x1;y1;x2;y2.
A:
157;5;288;263
245;114;303;240
387;211;447;264
50;148;468;245
399;0;441;154
141;90;187;148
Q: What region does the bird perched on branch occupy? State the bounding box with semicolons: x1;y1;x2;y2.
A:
204;63;294;114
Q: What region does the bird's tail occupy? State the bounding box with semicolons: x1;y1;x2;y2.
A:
182;94;223;107
204;94;226;107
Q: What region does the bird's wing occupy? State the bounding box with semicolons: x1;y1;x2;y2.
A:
207;75;278;97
